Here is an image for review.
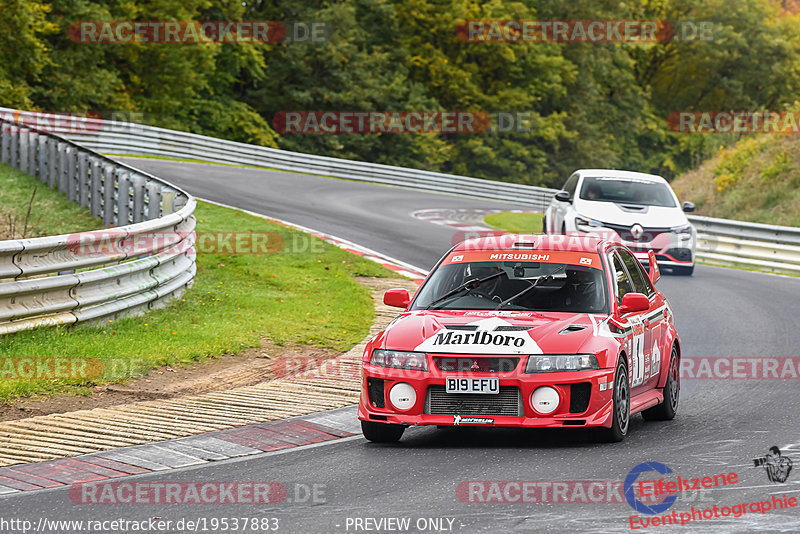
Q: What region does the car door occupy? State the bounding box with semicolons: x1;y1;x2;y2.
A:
550;173;579;233
608;249;650;394
617;248;664;390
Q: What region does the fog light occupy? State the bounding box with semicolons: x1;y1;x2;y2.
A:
531;386;559;414
389;382;416;411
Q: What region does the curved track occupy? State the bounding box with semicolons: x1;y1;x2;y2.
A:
6;158;800;533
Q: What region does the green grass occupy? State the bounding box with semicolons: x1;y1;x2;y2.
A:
0;163;102;239
0;200;399;402
484;211;544;233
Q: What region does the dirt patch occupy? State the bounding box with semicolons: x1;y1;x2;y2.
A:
0;336;341;422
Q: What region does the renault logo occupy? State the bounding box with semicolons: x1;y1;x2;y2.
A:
631;224;644;240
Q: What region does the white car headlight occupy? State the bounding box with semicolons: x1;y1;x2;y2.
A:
526;354;599;373
670;224;693;235
370;350;428;371
575;215;602;227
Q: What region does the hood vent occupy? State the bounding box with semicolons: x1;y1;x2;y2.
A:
616;204;649;213
443;325;478;331
559;325;587;334
513;241;537;248
493;325;533;332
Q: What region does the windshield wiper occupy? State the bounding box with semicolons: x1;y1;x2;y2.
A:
494;273;567;310
425;271;505;310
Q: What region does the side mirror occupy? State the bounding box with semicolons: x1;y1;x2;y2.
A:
384;288;410;309
619;293;649;314
647;250;660;284
554;190;571;203
682;201;696;213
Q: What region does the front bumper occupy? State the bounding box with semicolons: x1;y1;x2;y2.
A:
631;248;694;267
575;224;695;267
358;362;616;429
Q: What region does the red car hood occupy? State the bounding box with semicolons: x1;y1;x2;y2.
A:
380;310;608;355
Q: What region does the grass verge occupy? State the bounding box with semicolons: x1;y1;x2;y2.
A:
484;211;543;233
0;200;399;402
0;163;102;239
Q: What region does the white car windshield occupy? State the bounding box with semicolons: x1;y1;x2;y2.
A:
411;261;608;313
579;176;676;207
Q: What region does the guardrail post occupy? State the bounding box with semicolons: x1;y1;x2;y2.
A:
0;124;10;163
58;143;70;194
37;136;48;182
131;175;146;223
89;157;103;217
66;147;79;202
77;152;90;207
9;126;19;169
117;170;131;225
48;138;59;187
103;163;116;225
162;189;176;215
18;129;29;174
28;131;38;176
146;182;162;219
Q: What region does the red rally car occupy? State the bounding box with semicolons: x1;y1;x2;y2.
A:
358;234;681;443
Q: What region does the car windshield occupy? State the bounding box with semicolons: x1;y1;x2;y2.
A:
579;176;676;207
411;259;608;313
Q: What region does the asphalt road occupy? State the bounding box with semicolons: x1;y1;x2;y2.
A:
3;158;799;533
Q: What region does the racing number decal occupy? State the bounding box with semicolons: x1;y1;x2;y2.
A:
651;341;661;379
630;321;646;387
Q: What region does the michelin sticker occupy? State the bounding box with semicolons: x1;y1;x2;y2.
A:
415;317;542;355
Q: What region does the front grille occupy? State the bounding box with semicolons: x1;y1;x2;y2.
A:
569;382;592;413
426;385;522;416
601;222;671;243
433;356;520;373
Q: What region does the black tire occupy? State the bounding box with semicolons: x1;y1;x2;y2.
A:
642;346;680;421
601;358;630;443
542;216;548;234
672;265;694;276
361;420;405;443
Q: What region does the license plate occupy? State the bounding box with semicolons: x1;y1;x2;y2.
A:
445;377;499;394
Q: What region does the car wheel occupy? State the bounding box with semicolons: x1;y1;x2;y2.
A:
642;346;679;421
602;358;630;442
361;420;405;443
672;265;694;276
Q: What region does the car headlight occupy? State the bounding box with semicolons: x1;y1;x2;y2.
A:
670;223;693;235
526;354;599;373
575;216;602;227
370;350;428;371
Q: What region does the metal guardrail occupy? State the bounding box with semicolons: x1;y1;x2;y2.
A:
2;109;799;276
0;112;196;335
0;109;556;211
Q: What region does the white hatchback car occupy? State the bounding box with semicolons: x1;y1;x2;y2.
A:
544;169;697;275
